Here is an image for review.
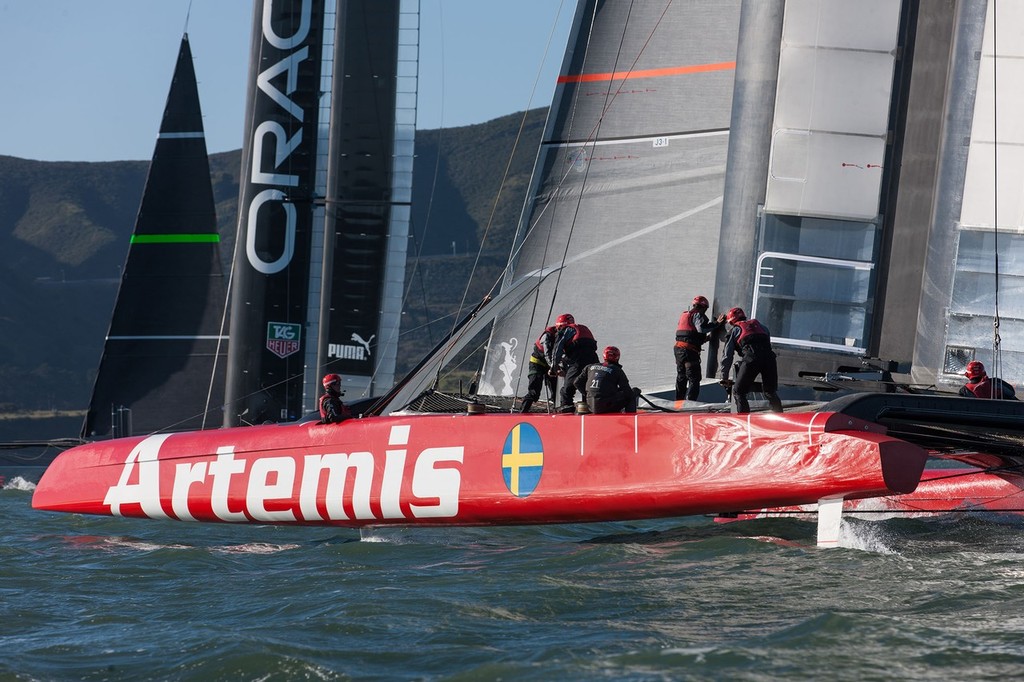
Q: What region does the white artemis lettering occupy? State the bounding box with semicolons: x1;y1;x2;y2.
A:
104;426;464;524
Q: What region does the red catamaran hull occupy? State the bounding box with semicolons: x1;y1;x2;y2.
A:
725;467;1024;520
33;411;928;527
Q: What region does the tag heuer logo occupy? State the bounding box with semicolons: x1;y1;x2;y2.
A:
266;322;301;359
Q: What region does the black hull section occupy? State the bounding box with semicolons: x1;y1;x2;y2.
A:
826;392;1024;466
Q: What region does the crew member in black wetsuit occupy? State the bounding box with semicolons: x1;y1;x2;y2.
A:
549;313;599;413
519;324;558;413
574;346;639;414
674;294;724;401
719;307;783;414
318;373;351;424
959;361;1018;400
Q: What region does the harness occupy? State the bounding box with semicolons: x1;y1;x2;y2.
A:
735;319;770;348
675;309;705;351
964;377;994;398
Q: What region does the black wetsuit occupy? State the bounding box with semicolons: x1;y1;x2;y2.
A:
960;376;1018;400
551;323;599;410
318;390;351;423
520;326;558;411
574;361;637;413
674;307;722;401
719;319;782;413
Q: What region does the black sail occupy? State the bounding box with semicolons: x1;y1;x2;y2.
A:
83;35;228;438
316;0;412;401
225;0;327;425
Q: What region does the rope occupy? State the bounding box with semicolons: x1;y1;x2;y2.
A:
991;0;1003;389
503;0;673;404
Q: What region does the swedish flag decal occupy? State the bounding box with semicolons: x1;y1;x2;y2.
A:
502;423;543;497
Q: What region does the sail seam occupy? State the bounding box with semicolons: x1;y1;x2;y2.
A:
107;335;229;341
130;234;220;243
546;128;728;147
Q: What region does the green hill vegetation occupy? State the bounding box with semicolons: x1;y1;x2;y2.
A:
0;110;546;437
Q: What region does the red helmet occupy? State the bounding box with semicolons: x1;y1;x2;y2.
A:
965;361;986;379
603;346;620;363
692;295;709;309
556;313;575;327
322;373;342;391
726;307;746;324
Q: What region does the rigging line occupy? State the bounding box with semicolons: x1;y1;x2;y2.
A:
549;1;621;301
448;0;573;334
396;310;460;336
913;466;1015;484
401;136;444;348
204;244;234;431
496;0;655;296
393;2;446;371
991;0;1003;387
221;9;274;427
504;0;581;406
411;231;440;343
551;0;672;295
189;0;220;429
498;0;609;407
459;0;669;398
493;0;674;400
496;0;599;401
426;0;572;389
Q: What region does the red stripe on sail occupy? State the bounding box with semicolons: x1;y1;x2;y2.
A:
558;61;736;84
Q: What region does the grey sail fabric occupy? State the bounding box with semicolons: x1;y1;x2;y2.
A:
480;0;741;396
918;1;1024;391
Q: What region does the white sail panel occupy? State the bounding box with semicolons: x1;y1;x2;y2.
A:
942;0;1024;386
765;0;899;221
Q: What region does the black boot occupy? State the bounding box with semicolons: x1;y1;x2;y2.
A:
519;398;534;413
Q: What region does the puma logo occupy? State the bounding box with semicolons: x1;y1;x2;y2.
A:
351;333;375;357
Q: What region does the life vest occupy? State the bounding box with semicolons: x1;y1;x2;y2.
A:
319;393;350;422
318;393;332;420
531;326;556;364
555;323;597;365
567;323;595;343
675;309;707;346
964;377;994;398
735;319;770;348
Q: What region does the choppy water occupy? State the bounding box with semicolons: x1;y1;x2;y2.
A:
4;475;1024;681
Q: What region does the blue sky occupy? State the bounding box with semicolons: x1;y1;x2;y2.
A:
0;0;574;162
